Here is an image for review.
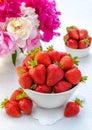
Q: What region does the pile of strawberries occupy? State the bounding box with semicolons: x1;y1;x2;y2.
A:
0;88;33;117
16;46;86;94
64;25;92;49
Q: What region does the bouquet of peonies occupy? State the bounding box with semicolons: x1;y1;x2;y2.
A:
0;0;61;64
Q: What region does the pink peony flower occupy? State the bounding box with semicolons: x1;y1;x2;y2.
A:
0;31;17;57
26;32;41;51
20;0;61;42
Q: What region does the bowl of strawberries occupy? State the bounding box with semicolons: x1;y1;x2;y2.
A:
16;47;87;108
64;25;92;58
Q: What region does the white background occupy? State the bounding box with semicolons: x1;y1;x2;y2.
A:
0;0;92;130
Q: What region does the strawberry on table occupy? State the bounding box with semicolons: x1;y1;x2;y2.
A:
18;72;33;89
66;39;78;49
66;25;79;40
19;98;33;115
64;98;83;117
47;64;64;87
0;99;21;117
10;89;23;101
53;80;72;93
65;67;82;85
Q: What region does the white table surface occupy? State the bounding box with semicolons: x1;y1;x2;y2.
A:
0;0;92;129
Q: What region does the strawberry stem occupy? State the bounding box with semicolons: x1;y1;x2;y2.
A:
75;98;83;108
27;47;42;57
54;61;62;67
81;76;88;82
30;84;37;90
46;45;54;51
67;54;79;66
66;25;74;31
73;56;79;66
16;88;28;100
0;98;9;108
28;58;38;68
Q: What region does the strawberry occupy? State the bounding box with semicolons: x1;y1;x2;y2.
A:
65;67;82;85
53;80;72;93
60;55;74;70
64;98;83;117
66;26;79;40
48;50;66;63
22;55;33;69
60;55;79;70
19;98;33;115
66;39;78;49
29;63;46;85
79;29;88;40
34;84;51;93
18;72;33;89
47;64;64;86
47;45;66;63
79;38;89;49
16;66;28;76
10;89;23;101
63;34;69;43
87;36;92;45
35;51;51;66
0;99;21;117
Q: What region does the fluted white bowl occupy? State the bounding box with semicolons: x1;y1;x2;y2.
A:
65;45;91;58
24;84;79;108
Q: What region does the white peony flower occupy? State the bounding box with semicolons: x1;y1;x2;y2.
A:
21;3;39;28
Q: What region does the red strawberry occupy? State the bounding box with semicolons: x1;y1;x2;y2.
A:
79;29;88;40
1;99;21;117
16;66;27;76
66;26;79;40
10;89;23;101
29;64;46;85
65;67;82;85
53;80;72;93
22;55;33;69
19;98;33;115
60;55;74;70
34;84;51;93
66;39;78;49
18;72;33;89
47;64;64;86
79;38;89;49
48;50;66;63
35;51;51;66
64;98;83;117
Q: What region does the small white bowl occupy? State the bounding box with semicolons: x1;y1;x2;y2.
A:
24;84;79;109
65;45;91;58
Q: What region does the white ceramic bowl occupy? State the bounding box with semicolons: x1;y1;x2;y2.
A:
65;45;91;58
24;84;79;109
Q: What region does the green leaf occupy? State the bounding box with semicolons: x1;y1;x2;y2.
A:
81;76;88;82
19;48;23;53
12;50;17;66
